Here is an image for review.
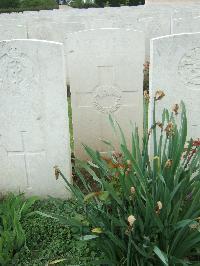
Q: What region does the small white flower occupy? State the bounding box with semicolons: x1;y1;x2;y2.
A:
130;187;136;194
157;201;163;210
128;215;136;227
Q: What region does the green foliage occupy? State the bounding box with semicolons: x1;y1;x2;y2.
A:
0;0;20;8
51;95;200;265
12;199;102;265
20;0;58;8
0;0;58;12
70;0;144;8
95;0;107;7
0;194;37;265
69;0;98;8
95;0;145;7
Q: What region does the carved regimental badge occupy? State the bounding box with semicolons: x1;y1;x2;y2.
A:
0;45;36;94
178;47;200;87
93;84;122;114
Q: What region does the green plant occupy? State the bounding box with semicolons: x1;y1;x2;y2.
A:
50;91;200;265
0;0;20;8
13;199;102;265
20;0;57;8
69;0;98;8
0;193;37;265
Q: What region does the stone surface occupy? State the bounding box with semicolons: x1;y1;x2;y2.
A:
27;21;84;43
27;21;62;42
149;33;200;140
0;40;71;197
66;28;144;159
135;10;171;59
172;10;200;34
0;24;27;40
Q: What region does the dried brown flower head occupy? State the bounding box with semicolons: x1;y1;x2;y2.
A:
155;90;165;101
125;168;131;176
172;104;179;115
143;61;150;70
144;90;150;102
54;165;60;180
165;159;173;168
156;122;163;130
165;122;174;137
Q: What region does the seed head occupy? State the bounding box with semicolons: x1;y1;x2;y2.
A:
155;90;165;101
130;187;136;194
156;122;163;130
157;201;162;210
156;201;163;214
128;215;136;227
54;165;60;180
165;159;173;168
172;104;179;115
165;122;174;137
144;90;150;102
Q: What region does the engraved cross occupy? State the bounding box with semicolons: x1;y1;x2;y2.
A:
7;131;45;187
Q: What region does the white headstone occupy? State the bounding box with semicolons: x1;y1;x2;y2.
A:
136;10;171;59
66;29;144;159
27;21;64;42
0;40;71;197
149;33;200;140
172;11;200;34
0;24;27;40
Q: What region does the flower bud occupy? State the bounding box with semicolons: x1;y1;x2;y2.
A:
165;159;173;168
128;215;136;227
172;104;179;115
130;187;135;194
155;90;165;101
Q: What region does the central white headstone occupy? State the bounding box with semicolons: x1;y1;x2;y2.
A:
0;40;71;197
66;29;144;159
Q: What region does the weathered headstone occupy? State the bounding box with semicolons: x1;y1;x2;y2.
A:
135;10;171;59
27;21;63;42
149;33;200;140
0;40;71;197
172;10;200;34
0;24;27;40
66;29;144;159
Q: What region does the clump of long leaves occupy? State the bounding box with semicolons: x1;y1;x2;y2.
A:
0;193;37;265
53;94;200;265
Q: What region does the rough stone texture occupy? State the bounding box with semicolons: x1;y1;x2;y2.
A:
66;29;144;159
172;9;200;34
149;33;200;140
0;24;27;40
0;40;71;197
135;10;171;59
27;20;85;42
112;9;171;59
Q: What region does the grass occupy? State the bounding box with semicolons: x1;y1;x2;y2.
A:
12;198;102;266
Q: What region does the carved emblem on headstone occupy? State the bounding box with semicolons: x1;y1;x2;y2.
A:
0;45;35;93
93;84;122;114
178;47;200;87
